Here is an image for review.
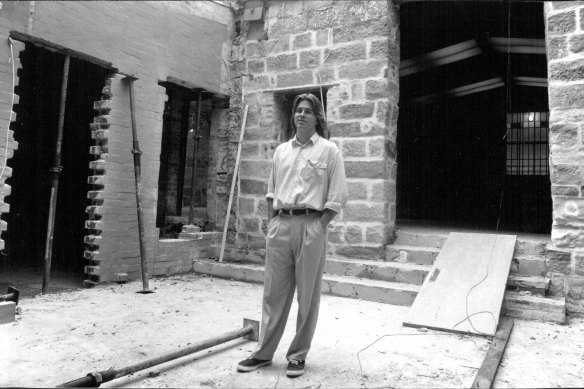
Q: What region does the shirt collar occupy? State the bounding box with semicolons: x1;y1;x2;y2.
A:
292;132;320;147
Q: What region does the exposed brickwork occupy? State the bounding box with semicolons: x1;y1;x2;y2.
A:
546;3;584;314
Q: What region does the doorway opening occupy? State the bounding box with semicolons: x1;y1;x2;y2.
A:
1;42;110;293
156;84;213;238
397;1;550;234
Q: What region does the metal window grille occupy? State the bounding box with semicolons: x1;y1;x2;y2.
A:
505;111;549;176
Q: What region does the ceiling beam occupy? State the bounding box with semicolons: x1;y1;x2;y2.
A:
489;37;546;55
400;40;482;77
513;76;548;87
412;77;505;104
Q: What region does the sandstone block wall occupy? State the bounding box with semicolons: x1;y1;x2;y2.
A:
226;0;399;261
0;1;231;284
545;1;584;313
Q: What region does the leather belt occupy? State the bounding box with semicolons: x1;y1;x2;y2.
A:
279;208;320;216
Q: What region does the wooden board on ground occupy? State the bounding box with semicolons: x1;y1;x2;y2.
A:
403;232;516;336
472;317;514;388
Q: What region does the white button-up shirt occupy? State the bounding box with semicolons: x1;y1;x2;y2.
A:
266;133;348;214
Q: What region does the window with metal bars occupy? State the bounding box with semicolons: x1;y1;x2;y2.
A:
505;112;549;176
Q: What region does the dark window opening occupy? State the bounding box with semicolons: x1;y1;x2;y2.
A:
274;87;328;142
2;42;109;289
157;85;213;238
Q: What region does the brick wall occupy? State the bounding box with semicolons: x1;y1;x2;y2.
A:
229;0;399;261
0;1;232;283
545;1;584;313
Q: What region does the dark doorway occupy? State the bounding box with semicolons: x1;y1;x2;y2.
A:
157;84;213;237
2;42;109;290
397;2;551;234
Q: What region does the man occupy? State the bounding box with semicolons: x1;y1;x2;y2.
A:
237;93;348;377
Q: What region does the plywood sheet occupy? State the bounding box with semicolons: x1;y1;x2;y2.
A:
403;233;516;336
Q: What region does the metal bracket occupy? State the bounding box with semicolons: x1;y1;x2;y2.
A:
243;318;260;341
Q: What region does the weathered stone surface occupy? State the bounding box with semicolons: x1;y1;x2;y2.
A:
299;49;321;68
293;31;313;50
575;252;584;276
547;36;568;60
240;178;268;196
339;102;375;119
325;42;367;64
246;41;266;58
547;11;576;35
248;59;265;74
569;34;584;53
276;69;314;88
552;227;584;248
550;122;579;150
332;18;388;44
345;225;363;244
548;271;566;297
265;36;290;54
335;245;384;260
366;225;388;244
549;60;584;82
316;66;335;83
345;160;385;179
347;181;368;200
385;139;397;160
238;197;256;216
344;202;388;222
338;60;386;80
342;139;367;157
552;185;580;197
351;81;364;100
316;29;329;46
240;160;272;179
365;79;389;100
328;225;344;244
553;198;584;228
369;138;384;158
266;53;297;71
239;217;260;234
370;39;399;62
551;163;581;185
244;74;271;91
565;276;584;313
552;1;584;9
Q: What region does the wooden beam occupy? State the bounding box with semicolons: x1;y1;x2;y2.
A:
400;40;481;77
471;317;514;389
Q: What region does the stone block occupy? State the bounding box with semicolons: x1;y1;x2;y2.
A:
565;276;584;314
239;160;271;179
550;163;581;185
549;60;584;82
316;67;335;84
240;178;268;196
366;225;388;244
344;160;385;179
266;53;297;72
575;252;584;276
339;102;375;119
347;181;368;201
551;185;579;197
239;217;259;234
547;10;576;35
552;1;584;9
299;49;321;68
293;31;313;50
342;139;367;157
549;83;584;110
370;39;399;63
570;33;584;53
0;301;16;324
553;198;584;227
238;197;256;216
248;59;265;74
244;74;271;91
325;43;367;64
316;29;329;46
371;180;392;202
345;225;363;244
335;245;384;260
350;81;364;101
328;121;362;137
246;41;266;58
344;202;387;222
338;60;386;80
276;69;314;88
332;18;388;44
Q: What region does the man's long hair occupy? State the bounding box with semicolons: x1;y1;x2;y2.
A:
289;93;330;140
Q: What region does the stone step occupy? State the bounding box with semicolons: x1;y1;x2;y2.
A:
385;245;440;265
507;275;550;296
510;254;547;277
193;259;419;306
502;291;565;324
325;258;430;285
394;230;446;249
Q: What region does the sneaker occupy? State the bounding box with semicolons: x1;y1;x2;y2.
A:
286;359;305;377
236;357;272;372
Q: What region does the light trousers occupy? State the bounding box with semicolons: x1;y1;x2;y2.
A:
251;212;327;361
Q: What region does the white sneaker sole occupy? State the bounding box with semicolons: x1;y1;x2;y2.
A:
286;369;304;377
237;360;272;372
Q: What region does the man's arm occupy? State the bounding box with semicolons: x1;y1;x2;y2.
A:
319;208;337;229
267;198;278;220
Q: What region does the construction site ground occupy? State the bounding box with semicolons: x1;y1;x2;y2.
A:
1;272;583;388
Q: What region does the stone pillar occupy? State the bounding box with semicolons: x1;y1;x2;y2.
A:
231;0;399;261
545;1;584;314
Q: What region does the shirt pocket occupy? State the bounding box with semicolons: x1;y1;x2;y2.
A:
302;159;327;185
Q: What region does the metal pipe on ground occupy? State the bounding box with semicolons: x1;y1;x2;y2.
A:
58;318;259;387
